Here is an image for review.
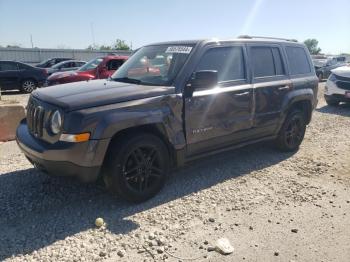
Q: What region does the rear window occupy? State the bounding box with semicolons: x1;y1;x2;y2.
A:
286;46;311;75
195;46;246;82
251;46;285;78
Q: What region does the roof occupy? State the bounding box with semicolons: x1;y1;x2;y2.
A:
146;36;304;48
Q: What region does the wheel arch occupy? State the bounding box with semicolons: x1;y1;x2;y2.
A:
102;123;179;170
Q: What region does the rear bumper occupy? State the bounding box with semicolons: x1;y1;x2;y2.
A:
16;119;110;182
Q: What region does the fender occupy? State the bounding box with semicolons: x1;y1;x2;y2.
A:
91;94;186;150
276;88;314;132
281;88;314;112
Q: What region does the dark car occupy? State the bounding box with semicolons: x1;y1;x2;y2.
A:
36;58;72;68
46;60;86;76
313;57;346;81
46;55;128;86
0;61;47;93
16;36;318;202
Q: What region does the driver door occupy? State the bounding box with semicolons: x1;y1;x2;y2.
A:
185;45;254;156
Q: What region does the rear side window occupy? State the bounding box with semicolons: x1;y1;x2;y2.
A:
195;46;245;82
251;46;285;78
286;46;311;75
0;62;18;71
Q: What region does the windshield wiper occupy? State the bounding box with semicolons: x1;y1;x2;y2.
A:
112;77;142;84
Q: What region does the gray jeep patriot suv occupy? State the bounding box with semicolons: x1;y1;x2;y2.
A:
16;36;318;202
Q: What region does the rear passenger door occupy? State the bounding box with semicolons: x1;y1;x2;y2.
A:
248;44;292;133
0;61;20;90
185;45;254;156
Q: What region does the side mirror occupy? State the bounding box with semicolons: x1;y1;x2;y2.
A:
185;70;218;97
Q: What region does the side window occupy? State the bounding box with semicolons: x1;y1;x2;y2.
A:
107;59;124;70
271;47;285;75
252;46;285;78
286;46;311;75
195;46;245;83
0;62;18;71
251;47;275;77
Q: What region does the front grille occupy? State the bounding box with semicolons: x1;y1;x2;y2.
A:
336;81;350;90
334;74;350;90
27;99;45;137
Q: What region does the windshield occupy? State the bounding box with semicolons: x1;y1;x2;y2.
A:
78;58;103;72
111;44;194;86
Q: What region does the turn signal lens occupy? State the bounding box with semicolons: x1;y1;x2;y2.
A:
59;133;90;143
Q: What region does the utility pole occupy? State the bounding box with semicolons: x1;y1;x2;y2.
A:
90;22;96;49
30;34;34;48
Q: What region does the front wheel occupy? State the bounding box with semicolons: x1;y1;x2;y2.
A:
275;110;306;152
103;133;169;203
325;96;339;106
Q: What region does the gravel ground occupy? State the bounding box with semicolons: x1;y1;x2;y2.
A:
1;83;350;262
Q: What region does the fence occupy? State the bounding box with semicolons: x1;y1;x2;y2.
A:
0;47;132;65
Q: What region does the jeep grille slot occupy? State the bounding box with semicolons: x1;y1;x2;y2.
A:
27;100;45;137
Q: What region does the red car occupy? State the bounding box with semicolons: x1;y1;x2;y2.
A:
46;55;128;86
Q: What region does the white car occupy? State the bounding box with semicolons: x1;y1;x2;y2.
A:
324;66;350;106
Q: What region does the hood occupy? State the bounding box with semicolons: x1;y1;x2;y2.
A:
32;79;175;111
48;70;77;80
331;66;350;78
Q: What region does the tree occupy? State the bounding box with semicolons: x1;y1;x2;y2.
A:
6;44;21;48
112;39;131;51
304;39;321;55
86;39;131;51
99;45;112;50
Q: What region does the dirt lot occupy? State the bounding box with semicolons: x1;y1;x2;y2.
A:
0;83;349;262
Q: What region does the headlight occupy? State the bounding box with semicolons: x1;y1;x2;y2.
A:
50;110;62;134
328;73;336;83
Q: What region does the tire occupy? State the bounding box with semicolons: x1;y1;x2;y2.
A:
325;96;339;107
21;79;37;93
103;133;169;203
275;109;306;152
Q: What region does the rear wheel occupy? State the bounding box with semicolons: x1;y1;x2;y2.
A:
276;109;306;152
21;79;37;93
103;133;169;203
318;72;323;82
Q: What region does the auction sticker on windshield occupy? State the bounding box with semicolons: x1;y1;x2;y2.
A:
166;46;192;54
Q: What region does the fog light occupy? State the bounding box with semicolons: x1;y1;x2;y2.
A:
59;133;90;143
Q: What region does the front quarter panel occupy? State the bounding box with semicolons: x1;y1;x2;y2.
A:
67;94;185;150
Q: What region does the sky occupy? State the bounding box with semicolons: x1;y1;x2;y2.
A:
0;0;349;54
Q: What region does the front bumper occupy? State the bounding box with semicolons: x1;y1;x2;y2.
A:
16;119;110;182
324;94;350;103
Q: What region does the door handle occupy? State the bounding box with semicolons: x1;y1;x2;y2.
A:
278;85;290;91
234;91;250;96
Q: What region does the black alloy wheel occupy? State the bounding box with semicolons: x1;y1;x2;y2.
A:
276;110;306;152
104;133;169;203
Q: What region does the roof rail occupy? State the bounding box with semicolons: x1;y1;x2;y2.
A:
238;35;298;42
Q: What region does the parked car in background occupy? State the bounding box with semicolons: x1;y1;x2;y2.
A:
16;37;318;202
36;58;72;68
324;65;350;106
0;60;47;93
47;60;86;76
45;55;128;86
313;57;347;81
